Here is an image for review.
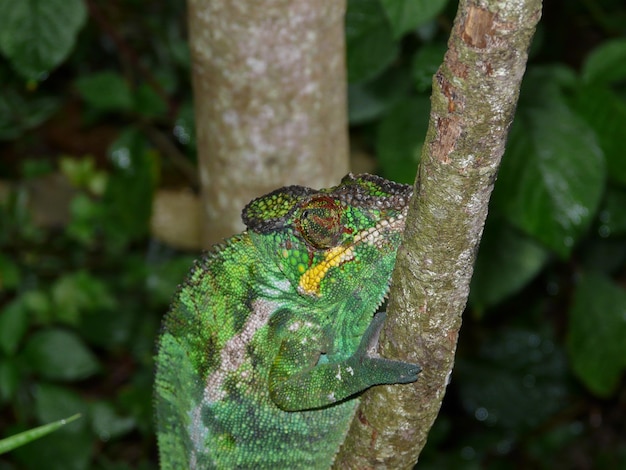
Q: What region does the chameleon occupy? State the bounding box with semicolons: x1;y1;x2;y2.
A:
155;173;421;469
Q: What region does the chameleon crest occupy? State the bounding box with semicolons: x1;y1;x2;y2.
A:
155;173;420;469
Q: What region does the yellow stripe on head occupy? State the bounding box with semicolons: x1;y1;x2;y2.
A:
298;245;355;296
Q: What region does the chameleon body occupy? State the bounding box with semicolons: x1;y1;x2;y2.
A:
155;173;420;469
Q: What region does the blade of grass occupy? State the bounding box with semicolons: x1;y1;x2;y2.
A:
0;413;81;455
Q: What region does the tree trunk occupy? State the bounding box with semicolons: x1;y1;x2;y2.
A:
187;0;349;246
333;0;543;468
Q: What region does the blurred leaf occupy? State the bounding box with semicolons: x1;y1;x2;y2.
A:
0;413;81;455
0;253;20;290
89;401;135;441
376;95;429;183
21;290;53;325
412;42;447;92
380;0;448;38
567;273;626;397
598;186;626;236
66;193;103;245
470;218;550;310
493;70;605;257
0;299;29;355
23;329;99;381
526;422;584;463
75;71;133;113
348;66;412;124
79;302;138;349
13;428;92;470
134;83;167;119
579;238;626;274
571;84;626;186
35;384;88;432
103;128;158;245
168;35;191;70
346;0;399;83
0;358;20;403
0;93;60;140
51;271;116;325
581;38;626;85
59;156;108;196
21;159;54;179
456;328;569;431
0;0;86;80
117;370;154;435
146;256;196;306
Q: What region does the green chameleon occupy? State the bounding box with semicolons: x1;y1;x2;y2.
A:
155;173;421;469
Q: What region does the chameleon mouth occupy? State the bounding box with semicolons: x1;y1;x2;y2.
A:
297;212;406;296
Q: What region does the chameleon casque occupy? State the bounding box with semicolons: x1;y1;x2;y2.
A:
155;173;421;469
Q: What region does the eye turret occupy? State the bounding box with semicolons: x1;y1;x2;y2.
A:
295;196;344;249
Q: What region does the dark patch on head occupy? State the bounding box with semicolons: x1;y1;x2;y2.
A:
241;174;413;238
242;185;315;233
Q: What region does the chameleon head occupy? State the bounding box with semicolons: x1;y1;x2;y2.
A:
242;173;413;303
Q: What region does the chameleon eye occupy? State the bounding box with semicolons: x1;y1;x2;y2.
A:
295;196;343;249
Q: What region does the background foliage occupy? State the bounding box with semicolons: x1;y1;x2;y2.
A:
1;0;625;468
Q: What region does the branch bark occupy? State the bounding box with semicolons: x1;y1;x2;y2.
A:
187;0;349;245
333;0;542;467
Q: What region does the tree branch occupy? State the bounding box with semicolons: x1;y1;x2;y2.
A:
333;0;542;467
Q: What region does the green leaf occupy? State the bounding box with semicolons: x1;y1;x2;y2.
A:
581;37;626;85
380;0;449;38
75;71;133;113
0;413;81;455
346;0;399;83
493;71;605;257
571;84;626;186
456;328;569;431
348;66;412;124
0;253;20;290
51;271;115;325
0;358;20;403
21;289;53;324
12;425;92;470
598;186;626;237
470;218;550;310
79;302;138;350
567;273;626;397
23;329;99;381
0;299;29;355
35;384;88;432
579;238;626;274
0;0;86;80
59;156;108;196
0;93;60;140
89;401;135;441
376;95;430;183
146;256;196;306
118;370;156;435
411;42;447;92
134;83;167;119
103;128;158;245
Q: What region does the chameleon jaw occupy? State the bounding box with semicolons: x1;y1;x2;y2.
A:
297;213;406;297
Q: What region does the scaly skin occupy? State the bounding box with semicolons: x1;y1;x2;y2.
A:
155;173;420;469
